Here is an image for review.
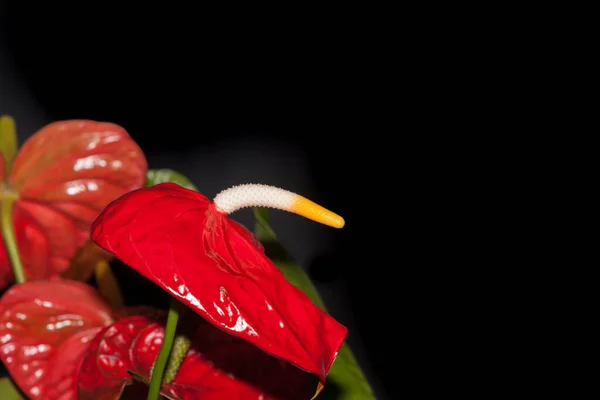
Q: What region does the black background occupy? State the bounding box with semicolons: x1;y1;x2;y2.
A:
1;5;406;399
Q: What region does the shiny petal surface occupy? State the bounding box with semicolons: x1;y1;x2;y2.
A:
91;183;347;383
77;315;313;400
0;281;114;400
0;120;147;288
77;316;156;400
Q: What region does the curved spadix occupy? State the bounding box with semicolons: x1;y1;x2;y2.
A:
214;184;344;229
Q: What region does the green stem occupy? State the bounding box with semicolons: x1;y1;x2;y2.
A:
147;298;185;400
1;195;25;283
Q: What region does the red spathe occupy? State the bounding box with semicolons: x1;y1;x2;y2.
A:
91;183;347;382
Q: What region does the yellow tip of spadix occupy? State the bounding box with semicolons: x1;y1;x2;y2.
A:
290;196;345;229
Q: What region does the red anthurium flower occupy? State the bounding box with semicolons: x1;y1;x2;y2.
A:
91;182;347;386
0;120;147;289
77;314;315;400
0;280;115;400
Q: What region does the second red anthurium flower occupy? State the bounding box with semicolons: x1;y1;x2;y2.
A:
0;119;147;289
91;182;347;387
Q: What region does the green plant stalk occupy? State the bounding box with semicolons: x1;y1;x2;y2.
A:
147;298;185;400
1;196;26;283
0;115;19;174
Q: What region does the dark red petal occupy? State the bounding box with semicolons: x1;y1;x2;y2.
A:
0;120;147;289
77;316;159;400
91;183;347;382
62;242;114;282
0;280;114;400
77;314;314;400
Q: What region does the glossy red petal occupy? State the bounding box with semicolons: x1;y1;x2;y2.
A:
77;316;157;400
77;314;314;400
15;200;79;272
0;280;114;400
0;120;147;288
91;183;347;383
9;120;146;196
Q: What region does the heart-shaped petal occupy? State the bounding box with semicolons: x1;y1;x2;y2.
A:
91;183;347;383
0;280;114;400
77;316;158;400
77;314;314;400
0;120;147;289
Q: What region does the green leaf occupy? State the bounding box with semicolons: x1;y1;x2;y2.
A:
0;115;18;175
0;378;26;400
253;207;279;245
253;208;376;400
146;169;199;191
